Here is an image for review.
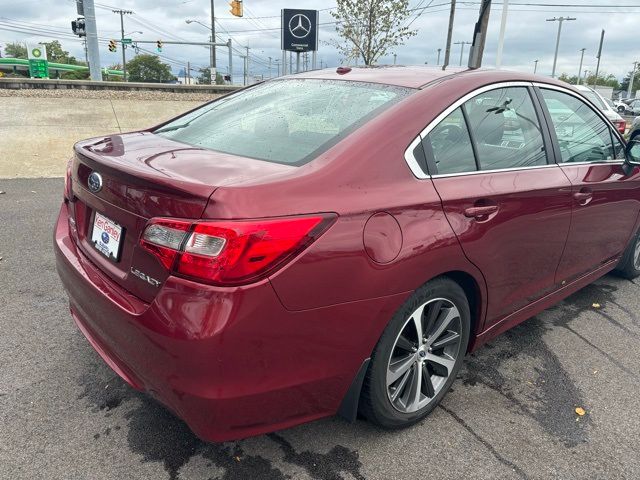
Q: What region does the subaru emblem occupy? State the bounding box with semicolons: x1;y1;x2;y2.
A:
88;172;103;193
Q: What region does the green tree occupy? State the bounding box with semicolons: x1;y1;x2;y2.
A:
197;67;224;85
330;0;417;65
125;54;174;82
558;71;620;89
620;69;640;94
42;40;81;65
4;42;27;59
61;69;90;80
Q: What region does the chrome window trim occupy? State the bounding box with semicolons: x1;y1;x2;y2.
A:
404;81;535;179
404;80;627;180
532;82;627;161
430;163;559;179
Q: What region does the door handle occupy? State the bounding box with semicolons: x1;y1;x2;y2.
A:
464;205;499;218
573;190;593;204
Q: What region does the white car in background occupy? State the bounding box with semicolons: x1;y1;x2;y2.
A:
574;84;626;134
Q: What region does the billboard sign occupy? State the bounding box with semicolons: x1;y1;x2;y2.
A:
281;9;318;52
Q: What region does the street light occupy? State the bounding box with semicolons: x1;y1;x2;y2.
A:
186;19;215;82
577;48;586;85
546;16;576;78
124;31;143;36
534;59;538;74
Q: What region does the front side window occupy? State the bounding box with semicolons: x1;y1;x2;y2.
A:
423;107;477;175
541;89;615;163
463;87;548;170
154;79;412;166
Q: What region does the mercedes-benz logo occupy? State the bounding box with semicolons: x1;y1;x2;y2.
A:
289;14;311;39
87;172;103;193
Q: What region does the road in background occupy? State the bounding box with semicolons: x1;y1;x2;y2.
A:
1;178;640;479
0;91;208;178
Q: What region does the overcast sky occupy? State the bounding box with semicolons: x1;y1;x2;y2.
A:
1;0;639;82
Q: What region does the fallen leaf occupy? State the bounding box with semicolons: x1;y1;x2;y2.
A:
575;407;586;416
234;456;241;462
592;303;601;309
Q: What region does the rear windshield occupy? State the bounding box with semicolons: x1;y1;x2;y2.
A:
154;79;413;166
580;90;606;110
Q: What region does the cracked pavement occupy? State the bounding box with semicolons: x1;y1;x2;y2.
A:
1;177;639;479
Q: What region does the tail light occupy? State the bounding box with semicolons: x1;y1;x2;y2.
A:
140;214;336;286
63;159;73;201
616;119;626;134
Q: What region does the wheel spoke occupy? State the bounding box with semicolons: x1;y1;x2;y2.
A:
427;307;459;345
410;304;427;344
387;353;416;386
425;352;455;377
422;363;435;398
431;331;461;349
423;300;443;340
390;368;412;402
407;361;423;411
396;334;415;352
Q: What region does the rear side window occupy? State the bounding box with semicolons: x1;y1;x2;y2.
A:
423;107;477;175
154;79;412;166
540;89;615;163
463;87;548;170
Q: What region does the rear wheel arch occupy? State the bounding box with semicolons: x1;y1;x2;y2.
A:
439;271;484;350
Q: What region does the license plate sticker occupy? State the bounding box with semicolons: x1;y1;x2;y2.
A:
91;212;123;261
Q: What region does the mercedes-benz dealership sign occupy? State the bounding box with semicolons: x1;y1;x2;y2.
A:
281;9;318;52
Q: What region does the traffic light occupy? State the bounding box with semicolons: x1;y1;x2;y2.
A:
71;18;86;37
156;40;163;52
229;0;243;17
108;40;117;52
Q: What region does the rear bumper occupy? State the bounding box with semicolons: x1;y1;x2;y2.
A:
54;202;408;441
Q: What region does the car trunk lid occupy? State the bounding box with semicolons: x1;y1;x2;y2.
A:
68;132;293;303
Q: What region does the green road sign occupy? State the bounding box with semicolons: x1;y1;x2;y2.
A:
122;38;132;45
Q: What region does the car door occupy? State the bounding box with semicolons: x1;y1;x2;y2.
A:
536;85;640;283
420;84;573;327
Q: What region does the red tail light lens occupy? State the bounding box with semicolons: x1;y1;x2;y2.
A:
617;119;626;134
140;214;336;285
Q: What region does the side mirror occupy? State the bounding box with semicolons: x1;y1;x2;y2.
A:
625;139;640;165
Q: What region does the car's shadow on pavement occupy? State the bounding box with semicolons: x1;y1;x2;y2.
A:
74;275;639;480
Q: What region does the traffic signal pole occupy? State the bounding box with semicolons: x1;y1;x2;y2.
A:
83;0;102;81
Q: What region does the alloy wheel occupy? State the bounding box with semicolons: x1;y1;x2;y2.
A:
386;298;462;413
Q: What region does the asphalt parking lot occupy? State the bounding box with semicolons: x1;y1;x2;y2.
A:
2;177;640;480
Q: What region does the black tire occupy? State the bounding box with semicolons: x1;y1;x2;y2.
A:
618;106;626;114
360;277;470;429
614;230;640;279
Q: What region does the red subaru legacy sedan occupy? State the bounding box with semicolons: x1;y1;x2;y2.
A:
54;67;640;442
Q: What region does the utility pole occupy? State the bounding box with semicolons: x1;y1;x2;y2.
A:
275;59;280;76
245;46;249;84
442;0;456;70
577;48;586;84
628;62;638;99
547;16;576;78
593;29;604;88
210;0;216;82
268;56;272;78
393;53;397;65
534;59;538;73
454;41;471;66
468;0;492;69
437;48;441;65
186;61;190;84
84;0;102;81
113;9;132;81
496;0;508;67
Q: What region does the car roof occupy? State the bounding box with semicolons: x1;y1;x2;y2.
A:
289;65;571;90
